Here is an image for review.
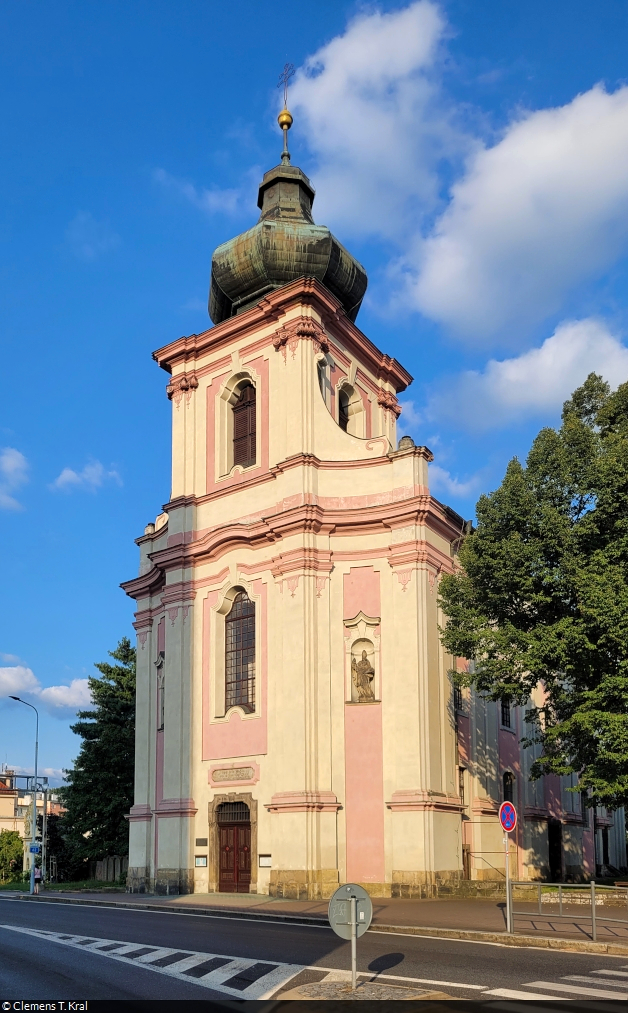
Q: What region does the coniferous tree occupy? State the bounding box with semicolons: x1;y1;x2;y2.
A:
439;374;628;809
60;637;136;857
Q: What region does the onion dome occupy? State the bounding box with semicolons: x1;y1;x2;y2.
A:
208;109;368;324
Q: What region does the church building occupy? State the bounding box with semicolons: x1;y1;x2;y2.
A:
123;108;626;896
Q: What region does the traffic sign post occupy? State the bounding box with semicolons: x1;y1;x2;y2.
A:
328;884;373;991
499;801;517;934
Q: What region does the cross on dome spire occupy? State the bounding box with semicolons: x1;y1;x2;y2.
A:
277;62;295;164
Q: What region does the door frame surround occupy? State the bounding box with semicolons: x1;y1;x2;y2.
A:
208;792;258;893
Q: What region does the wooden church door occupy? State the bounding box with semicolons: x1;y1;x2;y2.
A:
217;803;251;892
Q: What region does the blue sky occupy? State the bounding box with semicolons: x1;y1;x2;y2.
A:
2;0;628;778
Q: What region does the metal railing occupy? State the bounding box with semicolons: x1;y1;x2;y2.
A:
508;880;628;941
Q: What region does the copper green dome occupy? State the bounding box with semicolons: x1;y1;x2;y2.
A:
209;162;368;324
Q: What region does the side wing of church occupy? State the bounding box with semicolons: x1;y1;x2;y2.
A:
122;136;626;896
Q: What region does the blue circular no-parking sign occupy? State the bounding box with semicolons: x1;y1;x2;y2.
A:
499;800;517;832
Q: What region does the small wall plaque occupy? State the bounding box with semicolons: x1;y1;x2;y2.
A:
196;838;208;847
213;766;254;782
259;854;271;868
195;855;208;867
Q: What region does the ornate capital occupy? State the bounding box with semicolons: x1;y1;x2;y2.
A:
166;370;199;406
272;316;329;358
377;388;402;417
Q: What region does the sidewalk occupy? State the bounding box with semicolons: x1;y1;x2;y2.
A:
5;889;628;954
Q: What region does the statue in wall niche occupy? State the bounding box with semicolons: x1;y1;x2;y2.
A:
352;649;375;702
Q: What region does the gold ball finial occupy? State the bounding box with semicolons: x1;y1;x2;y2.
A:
278;107;293;130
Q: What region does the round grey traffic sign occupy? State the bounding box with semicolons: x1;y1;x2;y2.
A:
328;883;373;939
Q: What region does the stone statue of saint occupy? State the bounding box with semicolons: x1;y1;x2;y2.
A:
352;649;375;702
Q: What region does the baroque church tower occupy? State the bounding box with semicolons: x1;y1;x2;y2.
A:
123;104;466;897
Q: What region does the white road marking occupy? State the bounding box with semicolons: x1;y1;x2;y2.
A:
481;988;563;1000
564;974;628;988
590;968;628;977
0;924;303;999
310;965;487;990
524;980;628;999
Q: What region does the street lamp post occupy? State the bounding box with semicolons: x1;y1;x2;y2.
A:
9;697;39;896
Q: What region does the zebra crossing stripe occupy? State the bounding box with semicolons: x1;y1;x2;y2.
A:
0;925;302;999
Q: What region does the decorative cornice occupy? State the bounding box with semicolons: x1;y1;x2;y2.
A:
269;547;334;578
523;805;549;820
121;566;166;602
387;790;464;813
126;803;152;823
265;791;342;813
472;796;500;816
153;797;198;818
122;498;462;601
152;277;413;393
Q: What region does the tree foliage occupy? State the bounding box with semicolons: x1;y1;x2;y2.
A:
439;374;628;809
0;829;24;882
59;637;136;857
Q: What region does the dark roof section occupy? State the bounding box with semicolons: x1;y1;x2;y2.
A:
209;163;368;324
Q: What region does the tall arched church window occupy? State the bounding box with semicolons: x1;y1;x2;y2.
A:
338;389;350;432
225;591;255;713
232;383;256;467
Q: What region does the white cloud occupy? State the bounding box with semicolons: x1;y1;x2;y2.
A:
428;318;628;431
397;399;424;430
429;463;480;499
0;665;40;697
65;212;120;261
8;765;66;785
0;653;20;663
0;447;28;510
51;459;121;492
413;85;628;340
290;1;468;241
0;664;92;717
154;168;243;216
39;679;91;710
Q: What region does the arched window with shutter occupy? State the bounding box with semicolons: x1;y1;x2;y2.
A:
338;389;350;432
232;383;256;468
225;591;255;713
503;771;514;803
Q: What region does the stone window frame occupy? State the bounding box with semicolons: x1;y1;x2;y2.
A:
209;580;263;722
216;367;261;480
207;791;258;894
343;611;381;703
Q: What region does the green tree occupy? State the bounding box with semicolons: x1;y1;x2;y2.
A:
439;374;628;809
0;829;24;882
60;637;136;857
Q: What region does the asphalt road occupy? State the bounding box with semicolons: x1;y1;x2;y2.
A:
2;895;628;1004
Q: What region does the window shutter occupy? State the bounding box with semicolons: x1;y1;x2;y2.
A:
233;384;256;467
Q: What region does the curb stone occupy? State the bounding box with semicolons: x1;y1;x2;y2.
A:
4;892;628;956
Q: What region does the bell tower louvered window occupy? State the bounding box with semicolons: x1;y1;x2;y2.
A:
338;389;350;432
232;384;256;467
225;591;255;713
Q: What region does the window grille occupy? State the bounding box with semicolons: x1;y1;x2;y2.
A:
454;684;463;712
216;801;250;824
225;591;255;713
233;384;256;467
501;699;511;728
458;767;465;806
503;771;514;803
